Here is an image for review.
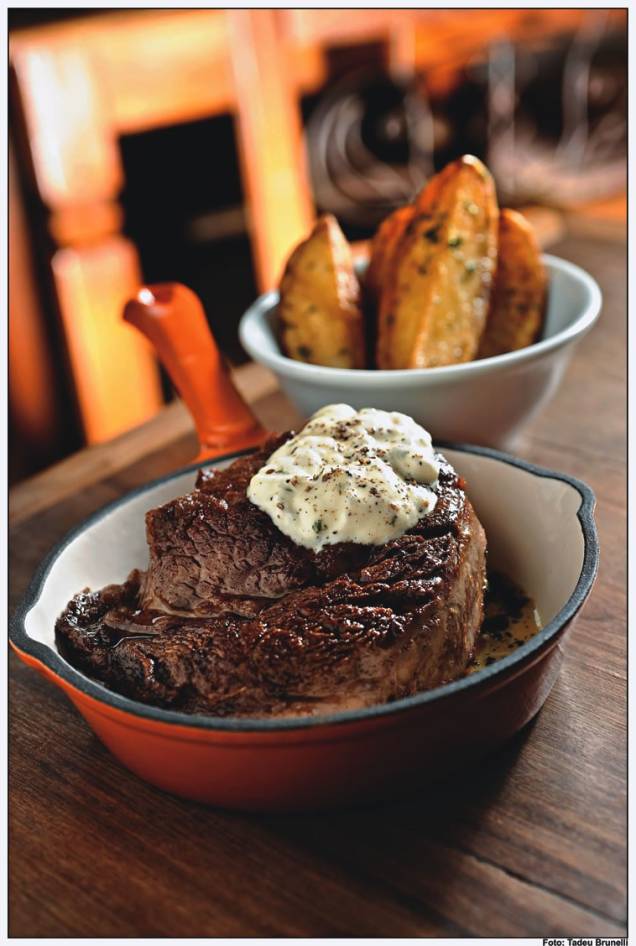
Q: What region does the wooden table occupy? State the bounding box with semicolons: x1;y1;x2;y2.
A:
9;228;626;937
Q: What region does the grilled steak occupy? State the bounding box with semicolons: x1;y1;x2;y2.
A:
140;436;388;618
56;444;486;717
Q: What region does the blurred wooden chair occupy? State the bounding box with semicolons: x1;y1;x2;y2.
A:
10;8;622;451
10;9;313;445
279;9;615;99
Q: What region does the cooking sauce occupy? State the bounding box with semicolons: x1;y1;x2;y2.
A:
467;571;542;674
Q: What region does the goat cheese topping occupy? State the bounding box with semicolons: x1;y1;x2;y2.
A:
247;404;440;551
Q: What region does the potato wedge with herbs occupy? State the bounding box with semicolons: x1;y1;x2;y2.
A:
278;214;366;368
478;208;547;359
366;204;415;302
376;155;498;369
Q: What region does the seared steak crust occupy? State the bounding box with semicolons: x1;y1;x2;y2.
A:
56;445;486;718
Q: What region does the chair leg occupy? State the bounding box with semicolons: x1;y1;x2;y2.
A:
11;42;163;444
51;236;163;444
227;9;314;292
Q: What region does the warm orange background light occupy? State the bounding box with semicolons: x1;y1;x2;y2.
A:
9;8;626;449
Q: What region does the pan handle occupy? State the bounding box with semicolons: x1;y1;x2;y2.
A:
124;283;267;460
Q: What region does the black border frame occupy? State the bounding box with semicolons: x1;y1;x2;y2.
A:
9;443;600;733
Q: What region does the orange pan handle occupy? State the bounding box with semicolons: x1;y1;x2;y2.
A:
124;283;267;461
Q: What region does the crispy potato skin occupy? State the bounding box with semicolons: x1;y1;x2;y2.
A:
366;205;415;301
367;205;415;368
376;155;499;369
279;214;366;368
478;208;547;359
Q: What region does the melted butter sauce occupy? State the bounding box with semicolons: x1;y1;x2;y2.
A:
467;571;542;674
247;404;440;552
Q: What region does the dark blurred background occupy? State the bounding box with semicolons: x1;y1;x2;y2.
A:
9;9;626;484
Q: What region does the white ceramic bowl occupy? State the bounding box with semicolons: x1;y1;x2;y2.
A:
239;255;601;448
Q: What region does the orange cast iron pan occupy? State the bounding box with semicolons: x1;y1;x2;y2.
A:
10;283;599;811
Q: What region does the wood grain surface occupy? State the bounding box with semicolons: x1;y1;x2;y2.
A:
8;230;626;937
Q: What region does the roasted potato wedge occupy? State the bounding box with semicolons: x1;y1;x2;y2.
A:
279;214;366;368
376;155;498;369
367;204;415;368
366;204;415;302
478;208;547;359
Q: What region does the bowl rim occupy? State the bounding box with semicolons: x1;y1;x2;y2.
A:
10;443;599;733
239;254;602;385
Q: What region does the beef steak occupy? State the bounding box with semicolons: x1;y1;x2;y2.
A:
56;444;486;717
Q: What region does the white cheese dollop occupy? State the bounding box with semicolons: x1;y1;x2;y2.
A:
247;404;440;551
